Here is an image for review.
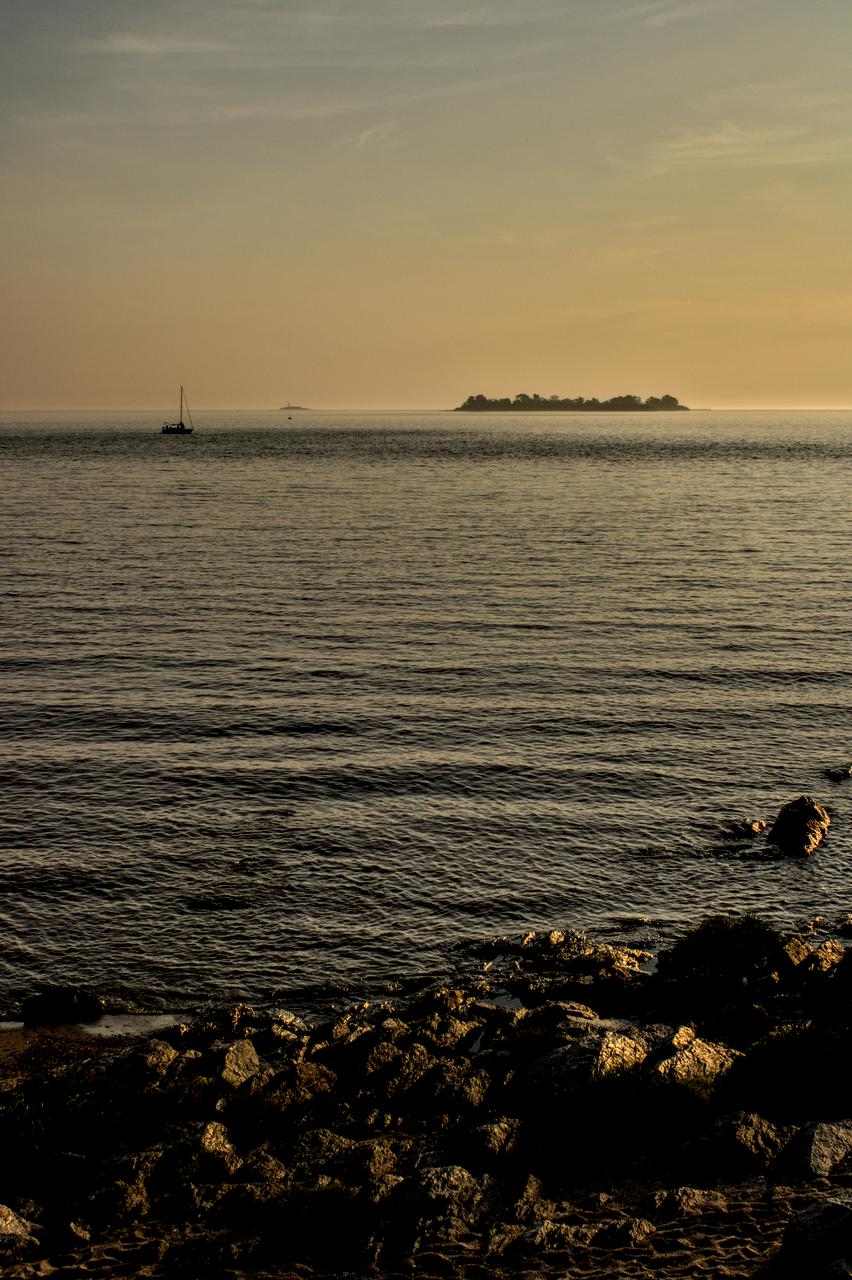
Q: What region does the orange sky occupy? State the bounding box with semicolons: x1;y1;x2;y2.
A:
2;1;852;410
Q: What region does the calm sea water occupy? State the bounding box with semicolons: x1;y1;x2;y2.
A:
1;410;850;1010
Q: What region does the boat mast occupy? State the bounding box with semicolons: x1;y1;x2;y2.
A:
180;385;184;425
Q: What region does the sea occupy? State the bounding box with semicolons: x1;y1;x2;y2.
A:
1;409;850;1013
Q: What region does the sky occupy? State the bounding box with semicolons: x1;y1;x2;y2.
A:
2;0;852;410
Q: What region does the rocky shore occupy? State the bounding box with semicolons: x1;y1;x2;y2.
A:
5;908;852;1277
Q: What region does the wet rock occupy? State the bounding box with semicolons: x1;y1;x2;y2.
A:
21;986;105;1026
824;763;852;784
723;818;767;839
768;795;831;856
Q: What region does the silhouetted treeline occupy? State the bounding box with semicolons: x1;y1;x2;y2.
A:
455;392;689;412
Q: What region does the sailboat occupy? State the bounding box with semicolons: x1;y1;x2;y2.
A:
161;386;194;434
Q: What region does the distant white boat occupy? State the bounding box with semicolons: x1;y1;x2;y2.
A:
161;386;194;434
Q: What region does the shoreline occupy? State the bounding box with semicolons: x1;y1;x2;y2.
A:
3;915;852;1276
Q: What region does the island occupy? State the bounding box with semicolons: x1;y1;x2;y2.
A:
278;404;310;411
455;392;689;412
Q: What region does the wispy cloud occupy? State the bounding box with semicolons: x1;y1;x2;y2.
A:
335;119;401;151
611;0;749;26
78;33;232;56
613;121;852;176
658;122;851;167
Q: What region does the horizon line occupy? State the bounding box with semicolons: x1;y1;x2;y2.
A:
3;405;852;414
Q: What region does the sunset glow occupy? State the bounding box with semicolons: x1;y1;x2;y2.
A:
2;0;851;409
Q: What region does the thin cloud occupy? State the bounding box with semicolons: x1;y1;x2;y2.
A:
614;122;852;175
611;0;749;27
334;119;401;151
78;33;232;55
660;123;850;166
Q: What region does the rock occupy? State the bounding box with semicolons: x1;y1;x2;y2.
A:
784;1123;852;1179
513;1001;598;1047
520;1219;578;1251
731;1111;787;1168
783;936;813;968
594;1030;648;1078
823;763;852;784
416;1164;482;1215
723;818;767;839
471;1117;522;1158
21;985;105;1026
595;1216;655;1246
142;1039;179;1077
653;1186;728;1216
652;1037;742;1099
768;795;831;855
811;940;846;972
220;1039;261;1088
657;914;784;988
779;1196;852;1270
701;1111;789;1175
0;1205;37;1253
199;1122;243;1174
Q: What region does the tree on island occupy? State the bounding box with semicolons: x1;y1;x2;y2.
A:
455;392;688;411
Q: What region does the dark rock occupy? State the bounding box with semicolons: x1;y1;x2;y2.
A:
823;763;852;784
724;1023;852;1121
21;986;105;1026
768;795;831;856
658;913;785;990
778;1196;852;1271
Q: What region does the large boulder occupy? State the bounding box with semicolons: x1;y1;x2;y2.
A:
768;795;831;855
